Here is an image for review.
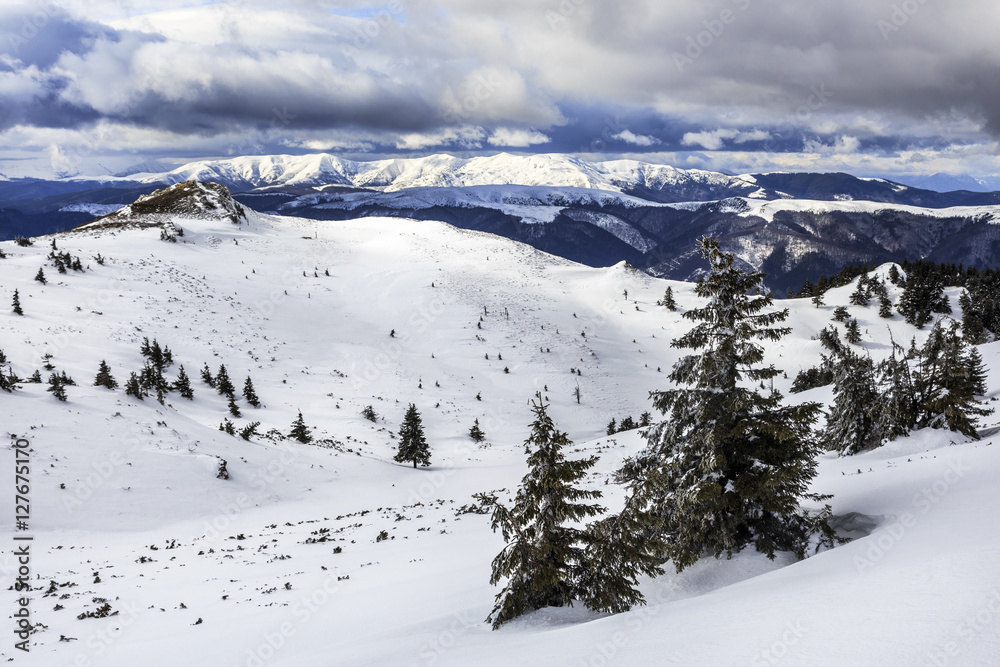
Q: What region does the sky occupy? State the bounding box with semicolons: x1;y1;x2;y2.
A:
2;0;1000;186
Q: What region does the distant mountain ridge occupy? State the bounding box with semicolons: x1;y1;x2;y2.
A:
81;153;998;208
4;154;1000;293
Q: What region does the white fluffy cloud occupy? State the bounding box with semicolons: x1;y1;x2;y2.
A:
487;128;551;147
681;129;771;150
612;130;660;147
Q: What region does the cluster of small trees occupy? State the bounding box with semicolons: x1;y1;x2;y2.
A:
823;320;991;454
605;412;651;435
49;248;84;274
481;239;841;628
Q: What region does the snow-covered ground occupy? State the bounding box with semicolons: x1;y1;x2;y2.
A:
1;204;998;665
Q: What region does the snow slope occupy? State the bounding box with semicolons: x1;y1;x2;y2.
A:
1;200;998;666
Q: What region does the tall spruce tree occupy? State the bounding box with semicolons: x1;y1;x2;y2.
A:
394;404;431;468
34;268;46;284
173;365;194;399
822;348;882;455
878;291;894;319
849;280;869;306
124;372;144;400
896;266;950;328
579;474;664;614
12;289;23;315
215;364;235;397
845;319;862;344
875;338;919;442
200;363;215;388
140;361;169;405
915;320;993;438
616;237;836;573
93;360;117;389
289;410;312;443
242;376;260;408
47;373;67;401
476;401;603;628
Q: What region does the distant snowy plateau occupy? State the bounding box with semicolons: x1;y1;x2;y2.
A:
0;179;998;665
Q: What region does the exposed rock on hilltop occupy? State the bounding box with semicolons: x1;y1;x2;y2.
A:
76;180;248;232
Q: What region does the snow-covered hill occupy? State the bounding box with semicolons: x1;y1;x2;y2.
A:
1;190;999;665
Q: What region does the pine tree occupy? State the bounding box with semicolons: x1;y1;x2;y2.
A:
915;320;993;438
832;306;849;322
616;237;835;573
878;291;893;319
822;348;882;455
124;372;144;400
93;360;117;389
215;364;235;397
34;268;46;284
958;290;987;344
619;416;636;431
606;418;617;435
469;418;486;443
200;363;215;387
394;404;431;468
289;411;312;443
657;287;677;310
239;421;260;441
173;365;194;399
579;477;663;614
140;361;170;405
845;319;862;344
888;264;902;286
849;281;869;306
811;290;825;308
219;419;236;435
361;405;378;422
638;411;651;427
476;401;603;628
896;265;950;328
876;339;919;441
47;373;67;401
227;395;242;418
242;376;260;408
12;289;23;315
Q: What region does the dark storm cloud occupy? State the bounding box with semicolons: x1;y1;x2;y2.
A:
0;3;117;68
1;0;999;178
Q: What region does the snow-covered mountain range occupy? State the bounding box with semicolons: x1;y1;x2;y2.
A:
1;184;998;665
112;153;765;198
4;154;1000;293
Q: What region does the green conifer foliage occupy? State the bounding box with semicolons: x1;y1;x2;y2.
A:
394;404;431;468
616;237;836;574
477;401;602;628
